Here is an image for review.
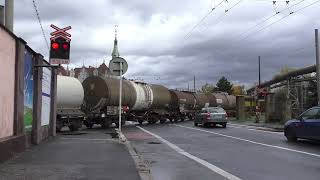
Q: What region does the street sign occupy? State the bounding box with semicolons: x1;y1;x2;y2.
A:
109;57;128;76
50;24;72;42
49;24;72;64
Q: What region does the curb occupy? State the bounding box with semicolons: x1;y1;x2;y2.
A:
117;130;154;180
229;122;284;132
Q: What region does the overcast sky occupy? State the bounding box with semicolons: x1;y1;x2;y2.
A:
2;0;320;89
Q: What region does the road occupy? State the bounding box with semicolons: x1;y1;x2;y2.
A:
123;121;320;180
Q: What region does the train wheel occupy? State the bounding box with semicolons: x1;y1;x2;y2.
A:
68;125;78;131
56;120;63;132
138;120;143;125
160;118;166;124
222;123;227;128
180;116;185;122
101;121;111;129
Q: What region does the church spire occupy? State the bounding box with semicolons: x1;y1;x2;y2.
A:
111;25;120;59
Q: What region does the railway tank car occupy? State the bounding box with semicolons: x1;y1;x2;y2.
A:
82;76;136;128
127;82;171;124
56;76;85;131
80;76;237;128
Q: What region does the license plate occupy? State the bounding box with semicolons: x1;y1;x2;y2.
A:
215;115;223;119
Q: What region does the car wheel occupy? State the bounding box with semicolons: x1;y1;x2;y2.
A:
222;123;227;128
285;128;297;142
203;123;208;128
194;122;198;126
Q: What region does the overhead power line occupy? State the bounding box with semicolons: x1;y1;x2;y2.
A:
242;0;320;40
199;0;244;34
237;0;305;39
184;0;226;39
225;0;244;12
32;0;49;50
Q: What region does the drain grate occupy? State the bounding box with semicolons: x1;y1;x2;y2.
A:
147;141;161;144
61;132;88;135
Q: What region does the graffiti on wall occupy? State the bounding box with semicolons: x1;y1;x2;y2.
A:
24;50;34;130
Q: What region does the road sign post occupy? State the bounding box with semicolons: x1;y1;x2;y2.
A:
109;57;128;136
119;62;123;133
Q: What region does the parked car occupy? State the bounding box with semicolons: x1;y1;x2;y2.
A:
194;107;227;128
284;107;320;142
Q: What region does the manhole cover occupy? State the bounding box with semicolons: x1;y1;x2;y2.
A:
61;132;88;135
147;141;161;144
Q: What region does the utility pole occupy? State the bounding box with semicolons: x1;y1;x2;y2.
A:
194;75;196;92
0;5;4;26
5;0;14;32
258;56;261;87
315;29;320;105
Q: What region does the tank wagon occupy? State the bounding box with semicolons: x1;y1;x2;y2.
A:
56;76;85;131
81;76;236;127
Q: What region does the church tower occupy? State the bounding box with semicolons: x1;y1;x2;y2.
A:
111;26;120;59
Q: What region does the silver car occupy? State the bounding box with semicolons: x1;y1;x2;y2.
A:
194;107;228;128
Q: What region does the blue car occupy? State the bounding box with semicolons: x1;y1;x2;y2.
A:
284;107;320;142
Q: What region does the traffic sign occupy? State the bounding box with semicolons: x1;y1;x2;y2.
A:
49;24;72;65
109;57;128;76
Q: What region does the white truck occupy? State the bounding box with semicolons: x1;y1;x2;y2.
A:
56;75;84;131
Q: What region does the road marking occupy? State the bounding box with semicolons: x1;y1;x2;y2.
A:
228;124;283;134
136;126;242;180
173;124;320;158
60;137;115;142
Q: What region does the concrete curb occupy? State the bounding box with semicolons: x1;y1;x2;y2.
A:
117;130;154;180
229;122;284;132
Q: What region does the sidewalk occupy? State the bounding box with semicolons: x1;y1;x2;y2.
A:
229;119;284;131
0;129;141;180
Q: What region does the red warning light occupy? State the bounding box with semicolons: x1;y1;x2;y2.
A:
52;42;59;49
62;43;69;50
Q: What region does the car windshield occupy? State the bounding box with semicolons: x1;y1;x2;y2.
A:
208;108;225;113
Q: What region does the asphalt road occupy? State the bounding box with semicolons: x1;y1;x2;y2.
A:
123;121;320;180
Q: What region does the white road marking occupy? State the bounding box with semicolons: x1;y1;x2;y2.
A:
60;137;115;142
136;126;242;180
228;124;283;134
174;124;320;158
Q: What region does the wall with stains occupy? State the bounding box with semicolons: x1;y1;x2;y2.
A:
0;27;16;138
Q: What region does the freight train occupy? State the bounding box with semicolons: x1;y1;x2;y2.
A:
56;75;236;131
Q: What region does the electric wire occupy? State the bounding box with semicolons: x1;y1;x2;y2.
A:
237;0;305;39
242;0;320;40
184;0;225;39
225;0;244;12
199;0;244;35
32;0;49;50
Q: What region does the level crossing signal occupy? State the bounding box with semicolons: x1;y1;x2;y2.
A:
49;24;72;64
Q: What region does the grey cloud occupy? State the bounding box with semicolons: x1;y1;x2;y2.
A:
11;0;320;90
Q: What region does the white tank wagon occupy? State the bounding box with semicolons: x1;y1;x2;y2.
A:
127;81;171;124
56;76;85;131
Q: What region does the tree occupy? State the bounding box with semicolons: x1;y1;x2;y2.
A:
231;85;245;96
201;83;216;94
216;76;233;94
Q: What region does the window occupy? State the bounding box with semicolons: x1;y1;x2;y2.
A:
208;108;225;113
200;109;207;113
301;108;320;120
